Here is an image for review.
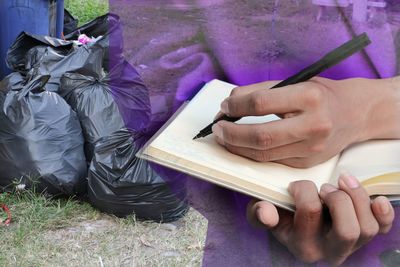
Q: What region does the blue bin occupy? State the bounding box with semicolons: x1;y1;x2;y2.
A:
0;0;64;79
56;0;65;38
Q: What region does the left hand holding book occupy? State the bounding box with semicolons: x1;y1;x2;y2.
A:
248;175;395;266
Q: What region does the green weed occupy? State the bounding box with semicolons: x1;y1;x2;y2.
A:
65;0;109;25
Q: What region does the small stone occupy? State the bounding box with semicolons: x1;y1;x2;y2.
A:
161;251;180;258
160;223;177;232
16;184;26;191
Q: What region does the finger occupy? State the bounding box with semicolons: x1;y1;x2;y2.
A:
371;196;395;234
284;112;300;119
212;117;307;150
338;174;379;247
220;82;314;117
246;199;293;248
247;199;280;229
320;184;360;266
290;181;323;235
230;80;281;97
269;206;294;246
289;181;324;252
213;111;225;120
274;157;323;169
214;81;281;120
215;138;309;162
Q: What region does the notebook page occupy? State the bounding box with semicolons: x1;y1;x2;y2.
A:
149;79;338;196
332;140;400;183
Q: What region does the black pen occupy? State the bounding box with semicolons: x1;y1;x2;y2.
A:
193;32;371;140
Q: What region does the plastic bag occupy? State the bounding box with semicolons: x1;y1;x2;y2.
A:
0;74;87;195
6;31;106;92
88;129;189;222
64;13;124;71
59;62;187;222
59;60;151;161
0;72;25;92
6;32;74;73
26;43;104;92
64;9;79;35
59;71;125;161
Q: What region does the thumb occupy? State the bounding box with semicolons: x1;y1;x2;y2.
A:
247;200;280;229
247;199;294;247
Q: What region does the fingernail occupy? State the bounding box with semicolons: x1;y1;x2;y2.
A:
221;100;229;114
340;174;360;189
377;198;390;215
320;183;337;197
212;123;223;139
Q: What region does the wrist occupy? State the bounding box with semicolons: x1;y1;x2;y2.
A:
362;77;400;141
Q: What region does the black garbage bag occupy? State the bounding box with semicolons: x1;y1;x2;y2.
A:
0;72;25;91
64;9;79;35
59;60;151;161
64;13;124;71
6;32;74;73
59;71;125;161
59;62;187;222
88;129;189;222
6;32;104;93
27;43;104;92
0;74;87;195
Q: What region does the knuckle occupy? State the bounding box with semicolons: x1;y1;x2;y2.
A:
303;87;323;107
336;229;360;244
250;94;266;115
308;119;333;138
379;224;393;234
254;151;271;162
333;207;361;243
302;201;323;219
253;129;273;149
309;143;326;154
360;222;379;240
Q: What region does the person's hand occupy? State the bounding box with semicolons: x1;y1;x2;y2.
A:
212;77;400;168
247;174;395;266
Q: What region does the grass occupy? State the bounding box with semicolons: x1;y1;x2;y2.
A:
65;0;109;25
0;1;208;266
0;188;207;266
0;190;96;265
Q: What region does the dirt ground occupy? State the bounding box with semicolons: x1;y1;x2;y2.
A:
40;208;207;267
2;207;207;267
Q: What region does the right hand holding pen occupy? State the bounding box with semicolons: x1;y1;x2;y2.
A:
212;77;400;168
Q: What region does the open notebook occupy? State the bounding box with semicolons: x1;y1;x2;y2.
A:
139;79;400;211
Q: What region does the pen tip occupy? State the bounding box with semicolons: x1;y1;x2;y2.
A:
193;135;200;140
